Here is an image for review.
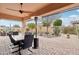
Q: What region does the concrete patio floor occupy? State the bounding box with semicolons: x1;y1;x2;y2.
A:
0;34;79;55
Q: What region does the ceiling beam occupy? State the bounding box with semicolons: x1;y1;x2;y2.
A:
29;3;73;16
0;12;22;21
41;3;79;16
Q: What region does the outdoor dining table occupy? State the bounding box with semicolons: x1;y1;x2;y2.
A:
12;33;39;49
12;33;24;41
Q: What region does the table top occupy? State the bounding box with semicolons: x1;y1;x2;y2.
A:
12;33;24;41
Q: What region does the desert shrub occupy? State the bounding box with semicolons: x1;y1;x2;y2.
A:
62;26;76;34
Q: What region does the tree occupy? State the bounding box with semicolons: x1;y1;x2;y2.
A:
53;19;62;26
27;23;36;30
42;19;51;35
53;19;62;36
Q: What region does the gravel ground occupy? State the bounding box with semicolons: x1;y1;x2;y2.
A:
0;34;79;55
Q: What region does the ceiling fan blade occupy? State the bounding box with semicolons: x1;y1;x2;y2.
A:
22;10;33;13
6;8;19;12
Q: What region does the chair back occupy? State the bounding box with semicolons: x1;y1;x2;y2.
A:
13;32;18;35
23;34;34;49
8;33;16;44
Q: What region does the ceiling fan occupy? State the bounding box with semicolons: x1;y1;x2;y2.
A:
6;3;33;14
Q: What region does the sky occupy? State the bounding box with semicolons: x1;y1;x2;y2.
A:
0;8;79;27
60;8;79;26
0;19;22;27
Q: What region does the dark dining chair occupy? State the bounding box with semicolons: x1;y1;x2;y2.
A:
8;33;19;45
18;34;34;55
8;33;22;54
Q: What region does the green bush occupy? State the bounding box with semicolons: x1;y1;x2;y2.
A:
42;20;51;27
53;19;62;26
27;23;36;29
53;19;62;36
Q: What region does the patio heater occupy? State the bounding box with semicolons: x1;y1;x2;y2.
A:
33;16;39;49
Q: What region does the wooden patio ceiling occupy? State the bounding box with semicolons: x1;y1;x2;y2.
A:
0;3;78;21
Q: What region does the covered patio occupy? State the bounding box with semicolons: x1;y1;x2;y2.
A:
0;3;79;55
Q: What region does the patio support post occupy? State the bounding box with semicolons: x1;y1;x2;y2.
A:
33;16;39;49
